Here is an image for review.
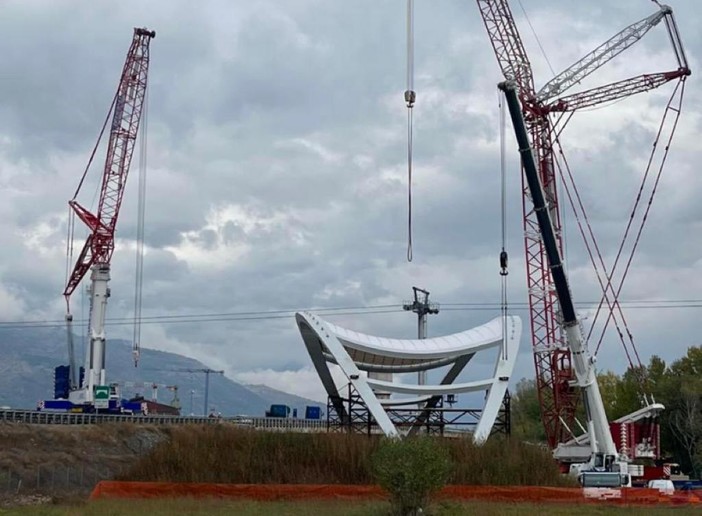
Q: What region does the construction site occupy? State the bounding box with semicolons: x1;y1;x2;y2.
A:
0;0;699;513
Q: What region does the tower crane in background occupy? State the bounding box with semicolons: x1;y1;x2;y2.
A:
476;0;689;476
174;368;224;417
58;28;155;410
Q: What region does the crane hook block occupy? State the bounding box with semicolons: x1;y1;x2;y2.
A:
499;250;509;276
404;90;416;108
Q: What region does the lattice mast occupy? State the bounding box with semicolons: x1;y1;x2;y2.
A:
476;0;689;448
63;28;155;404
402;287;440;385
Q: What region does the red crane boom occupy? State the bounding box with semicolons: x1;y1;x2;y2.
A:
64;28;155;300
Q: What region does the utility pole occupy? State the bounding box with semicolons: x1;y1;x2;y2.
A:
175;368;224;416
403;287;439;385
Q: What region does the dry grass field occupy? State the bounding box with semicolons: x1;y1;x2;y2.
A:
2;498;700;515
120;425;572;486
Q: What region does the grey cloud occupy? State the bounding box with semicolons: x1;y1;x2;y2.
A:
0;0;700;399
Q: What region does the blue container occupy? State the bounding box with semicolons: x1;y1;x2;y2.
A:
305;406;321;420
267;404;290;418
54;365;70;399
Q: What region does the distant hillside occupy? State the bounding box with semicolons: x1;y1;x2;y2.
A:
0;326;323;417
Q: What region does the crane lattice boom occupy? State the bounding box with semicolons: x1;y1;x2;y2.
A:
546;69;688;113
477;0;534;95
536;7;669;102
64;28;155;300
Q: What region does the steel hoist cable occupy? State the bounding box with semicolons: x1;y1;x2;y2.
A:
404;0;416;262
132;85;149;368
593;78;687;357
498;93;509;360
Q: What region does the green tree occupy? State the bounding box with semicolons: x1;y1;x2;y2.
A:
655;347;702;476
510;378;546;442
372;437;451;516
647;355;667;386
597;371;621;418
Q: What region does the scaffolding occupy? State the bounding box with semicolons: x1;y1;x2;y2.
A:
327;383;511;438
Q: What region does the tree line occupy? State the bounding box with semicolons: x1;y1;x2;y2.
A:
510;346;702;476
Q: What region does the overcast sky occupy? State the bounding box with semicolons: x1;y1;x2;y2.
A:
0;0;699;404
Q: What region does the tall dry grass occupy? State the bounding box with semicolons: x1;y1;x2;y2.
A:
447;438;572;486
120;425;572;486
121;426;378;484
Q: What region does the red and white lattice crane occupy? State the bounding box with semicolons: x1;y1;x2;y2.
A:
63;28;155;406
476;0;689;456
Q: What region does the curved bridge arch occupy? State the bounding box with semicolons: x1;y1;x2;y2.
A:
295;311;521;441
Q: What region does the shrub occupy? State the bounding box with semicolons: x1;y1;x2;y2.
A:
371;437;451;516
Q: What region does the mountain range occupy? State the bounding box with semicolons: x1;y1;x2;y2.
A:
0;325;322;417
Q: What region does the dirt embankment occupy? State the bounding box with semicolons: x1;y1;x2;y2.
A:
0;422;169;495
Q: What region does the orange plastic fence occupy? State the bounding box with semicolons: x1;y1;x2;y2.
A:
90;482;702;506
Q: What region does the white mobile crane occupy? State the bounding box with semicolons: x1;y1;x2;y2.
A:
499;80;630;486
41;28;155;414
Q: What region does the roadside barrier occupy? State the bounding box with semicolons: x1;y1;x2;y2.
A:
0;409;326;431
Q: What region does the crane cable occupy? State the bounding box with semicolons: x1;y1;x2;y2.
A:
516;0;556;77
498;92;509;360
64;207;76;300
592;78;687;357
404;0;416;262
71;92;119;202
554;140;639;371
132;84;149;367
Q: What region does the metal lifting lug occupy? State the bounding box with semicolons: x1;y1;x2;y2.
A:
404;90;416;108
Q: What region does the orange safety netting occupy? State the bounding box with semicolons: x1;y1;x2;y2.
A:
90;482;702;506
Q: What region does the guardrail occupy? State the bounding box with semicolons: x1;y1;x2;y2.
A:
0;409;328;431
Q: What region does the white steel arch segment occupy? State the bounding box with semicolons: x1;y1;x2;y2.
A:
296;312;400;437
295;311;521;442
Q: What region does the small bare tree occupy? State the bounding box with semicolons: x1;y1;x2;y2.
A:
668;381;702;477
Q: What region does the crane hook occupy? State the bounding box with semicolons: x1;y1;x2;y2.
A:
499;250;509;276
404;90;416;108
